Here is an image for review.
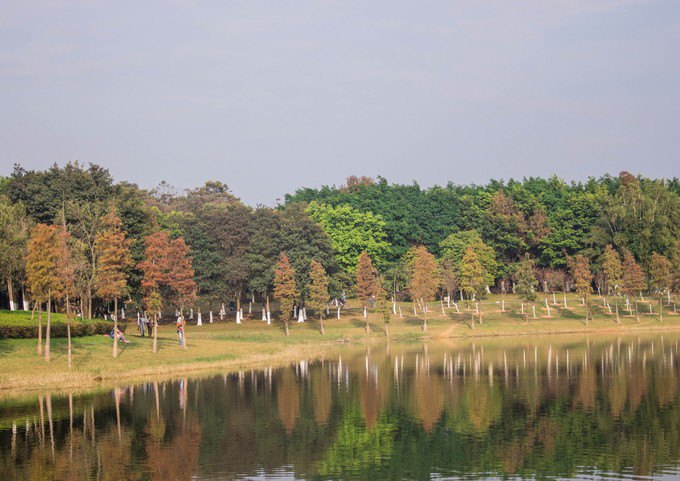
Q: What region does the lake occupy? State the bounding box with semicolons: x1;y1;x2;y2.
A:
2;333;680;480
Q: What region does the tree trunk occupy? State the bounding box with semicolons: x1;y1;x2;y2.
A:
45;293;52;362
285;320;290;336
423;302;428;331
153;312;158;353
659;296;663;322
635;301;640;322
7;274;16;311
181;305;188;350
365;305;370;334
615;297;620;323
66;295;72;370
113;298;118;358
33;303;41;356
87;284;92;320
319;314;324;335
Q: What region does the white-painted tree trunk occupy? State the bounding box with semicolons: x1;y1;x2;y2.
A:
399;306;403;318
337;307;340;319
413;304;417;315
393;302;397;315
532;305;537;318
545;298;551;317
197;311;202;326
262;308;267;321
236;311;241;324
521;303;524;314
298;309;304;323
210;311;213;323
248;301;252;314
363;306;367;318
303;307;307;320
266;310;271;324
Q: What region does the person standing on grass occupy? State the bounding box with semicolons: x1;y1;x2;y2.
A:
176;316;184;347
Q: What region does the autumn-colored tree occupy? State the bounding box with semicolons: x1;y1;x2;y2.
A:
308;259;329;335
166;237;197;350
621;249;647;300
602;244;623;296
26;224;63;362
95;210;132;358
274;253;298;336
408;246;440;332
514;253;537;323
356;251;379;333
138;231;171;352
55;226;77;368
166;237;197;313
571;255;593;323
459;247;485;301
650;252;672;294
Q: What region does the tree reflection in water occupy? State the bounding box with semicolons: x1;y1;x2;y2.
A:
2;334;680;480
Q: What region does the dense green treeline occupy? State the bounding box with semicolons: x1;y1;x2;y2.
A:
1;163;679;316
287;173;680;270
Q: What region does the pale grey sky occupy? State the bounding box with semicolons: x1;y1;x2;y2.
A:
1;1;679;205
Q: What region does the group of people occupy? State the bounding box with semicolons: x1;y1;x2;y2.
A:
105;313;188;349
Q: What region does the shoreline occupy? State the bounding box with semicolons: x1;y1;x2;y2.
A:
2;314;680;399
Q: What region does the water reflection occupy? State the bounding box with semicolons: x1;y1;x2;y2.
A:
2;334;680;480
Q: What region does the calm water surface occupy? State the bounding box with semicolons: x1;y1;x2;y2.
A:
2;334;680;480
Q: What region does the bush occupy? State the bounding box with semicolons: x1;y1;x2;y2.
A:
0;320;113;339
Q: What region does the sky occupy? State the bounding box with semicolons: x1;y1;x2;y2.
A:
1;0;679;205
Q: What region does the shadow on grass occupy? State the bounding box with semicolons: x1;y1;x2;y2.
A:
556;307;582;320
350;319;368;330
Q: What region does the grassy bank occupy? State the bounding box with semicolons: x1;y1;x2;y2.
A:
1;293;679;395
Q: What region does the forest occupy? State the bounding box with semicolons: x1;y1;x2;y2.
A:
1;163;679;330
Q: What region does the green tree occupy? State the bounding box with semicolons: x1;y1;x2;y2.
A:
439;230;497;287
459;248;485;301
308;259;330;334
0;196;29;310
356;251;379;333
514;254;537;322
602;244;623;296
306;201;391;272
649;252;672;294
571;255;593;322
672;240;680;293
